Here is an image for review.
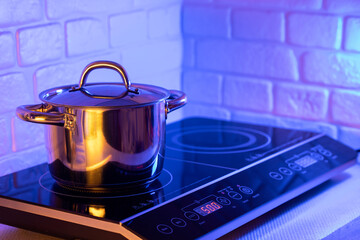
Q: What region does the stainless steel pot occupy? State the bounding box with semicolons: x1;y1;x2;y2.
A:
16;61;186;192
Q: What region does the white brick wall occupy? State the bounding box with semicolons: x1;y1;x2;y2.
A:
183;71;222;104
213;0;323;10
46;0;133;19
0;73;33;114
331;90;360;126
66;18;107;56
183;6;230;37
0;0;42;27
274;83;329;120
232;10;284;41
0;115;11;156
109;11;147;47
183;0;360;149
0;0;183;173
121;40;182;79
287;13;342;49
344;17;360;52
0;32;15;69
17;24;64;66
197;40;298;80
324;0;360;12
302;51;360;88
224;76;273;112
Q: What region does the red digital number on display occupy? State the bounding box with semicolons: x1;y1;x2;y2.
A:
194;201;223;216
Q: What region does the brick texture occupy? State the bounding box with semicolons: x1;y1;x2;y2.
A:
287;13;342;49
109;11;147;47
166;5;181;36
213;0;322;9
134;0;180;8
0;32;15;69
303;51;360;88
66;19;107;57
344;17;360;52
12;117;45;152
338;126;360;149
17;24;63;66
331;90;360;126
232;10;284;41
149;9;167;39
224;76;273;112
324;0;360;13
149;5;182;39
197;40;298;80
0;73;33;114
0;115;11;156
274;83;328;120
183;71;222;104
184;0;211;3
35;64;78;94
121;40;182;79
0;0;42;27
46;0;133;19
0;146;47;176
183;39;195;67
183;6;229;37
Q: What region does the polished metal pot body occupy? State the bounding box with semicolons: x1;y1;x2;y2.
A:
45;103;166;190
16;61;186;191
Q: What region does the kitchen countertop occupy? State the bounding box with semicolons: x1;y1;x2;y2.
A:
1;164;359;240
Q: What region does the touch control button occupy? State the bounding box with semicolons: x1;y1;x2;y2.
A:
216;197;231;205
157;224;173;235
228;191;242;200
269;172;283;180
239;186;253;195
279;167;293;176
171;218;187;228
184;211;200;221
288;163;302;171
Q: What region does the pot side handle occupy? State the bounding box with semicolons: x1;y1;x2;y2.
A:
166;90;187;115
16;104;65;126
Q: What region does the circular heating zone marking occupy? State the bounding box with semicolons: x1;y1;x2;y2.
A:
39;169;173;199
166;126;271;154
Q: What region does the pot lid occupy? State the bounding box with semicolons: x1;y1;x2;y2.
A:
39;61;170;108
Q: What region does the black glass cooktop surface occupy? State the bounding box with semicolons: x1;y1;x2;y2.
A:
0;118;316;222
0;118;356;240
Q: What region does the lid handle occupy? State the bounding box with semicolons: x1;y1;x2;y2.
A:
71;61;139;98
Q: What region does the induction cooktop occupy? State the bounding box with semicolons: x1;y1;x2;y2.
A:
0;118;357;239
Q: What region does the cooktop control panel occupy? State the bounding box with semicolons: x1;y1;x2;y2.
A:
123;136;356;239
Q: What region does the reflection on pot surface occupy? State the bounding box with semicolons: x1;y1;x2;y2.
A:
16;61;187;191
46;103;165;191
49;178;166;220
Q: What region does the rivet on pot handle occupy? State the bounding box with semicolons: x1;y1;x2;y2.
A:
16;104;65;126
71;61;139;98
166;90;187;116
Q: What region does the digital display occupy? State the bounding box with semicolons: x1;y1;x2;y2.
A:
295;155;317;168
193;201;223;216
